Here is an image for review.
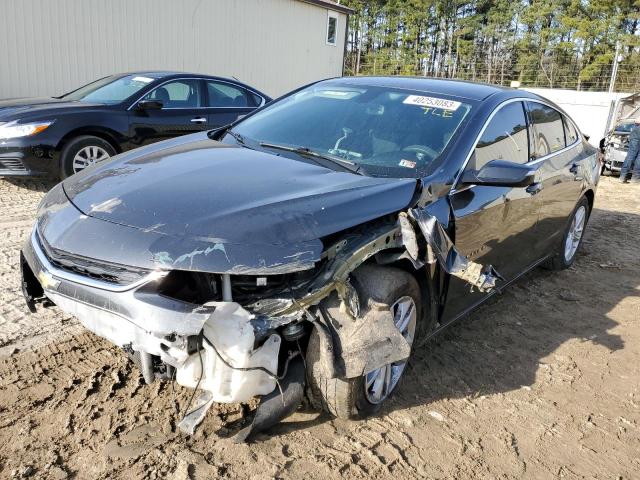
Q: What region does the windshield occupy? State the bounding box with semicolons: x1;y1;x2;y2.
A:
60;74;156;104
228;83;472;178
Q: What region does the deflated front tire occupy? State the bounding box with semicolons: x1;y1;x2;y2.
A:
306;265;423;419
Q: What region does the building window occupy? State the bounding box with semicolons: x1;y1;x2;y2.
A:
326;11;338;46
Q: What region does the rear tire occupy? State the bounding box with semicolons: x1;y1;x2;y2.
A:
60;135;116;179
543;196;590;271
306;265;423;419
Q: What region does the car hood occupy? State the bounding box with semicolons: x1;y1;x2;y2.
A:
0;97;105;121
55;135;418;273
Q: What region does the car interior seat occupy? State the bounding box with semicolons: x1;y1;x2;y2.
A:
153;87;171;107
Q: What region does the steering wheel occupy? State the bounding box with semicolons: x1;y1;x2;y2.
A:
402;145;439;162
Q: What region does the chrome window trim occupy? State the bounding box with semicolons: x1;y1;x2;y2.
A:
31;228;167;292
450;97;582;193
127;77;266;111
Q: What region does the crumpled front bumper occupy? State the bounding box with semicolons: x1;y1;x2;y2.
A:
604;145;626;171
20;226;281;404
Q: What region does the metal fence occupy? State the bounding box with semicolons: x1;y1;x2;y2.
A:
344;60;640;93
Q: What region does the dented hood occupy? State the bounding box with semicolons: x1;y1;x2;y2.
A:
53;135;417;273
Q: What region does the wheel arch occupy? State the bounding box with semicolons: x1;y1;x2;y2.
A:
55;127;123;155
583;188;595;214
368;256;439;334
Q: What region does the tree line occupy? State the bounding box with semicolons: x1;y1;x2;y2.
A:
342;0;640;92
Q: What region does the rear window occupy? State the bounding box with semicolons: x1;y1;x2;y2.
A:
206;81;257;108
527;102;566;158
563;117;579;145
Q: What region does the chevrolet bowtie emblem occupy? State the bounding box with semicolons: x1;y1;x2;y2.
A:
38;270;60;290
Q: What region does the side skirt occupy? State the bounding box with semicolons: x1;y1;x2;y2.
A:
425;253;552;341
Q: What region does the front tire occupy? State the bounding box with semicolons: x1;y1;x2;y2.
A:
60;135;116;179
306;265;423;419
543;196;590;270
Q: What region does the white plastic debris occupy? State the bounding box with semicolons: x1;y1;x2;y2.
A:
176;302;281;403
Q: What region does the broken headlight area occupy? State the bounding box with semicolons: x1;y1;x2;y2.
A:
154;269;320;305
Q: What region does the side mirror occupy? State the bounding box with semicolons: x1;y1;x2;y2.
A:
137;100;163;111
461;159;536;188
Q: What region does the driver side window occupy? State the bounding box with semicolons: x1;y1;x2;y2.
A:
468;102;529;171
142;80;202;108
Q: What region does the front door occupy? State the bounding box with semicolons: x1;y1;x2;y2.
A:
129;79;210;148
442;101;542;323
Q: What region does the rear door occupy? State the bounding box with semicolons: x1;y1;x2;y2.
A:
442;101;541;323
129;79;209;147
203;80;263;128
525;102;584;254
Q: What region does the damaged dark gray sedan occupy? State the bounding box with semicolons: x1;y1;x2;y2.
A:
20;77;599;439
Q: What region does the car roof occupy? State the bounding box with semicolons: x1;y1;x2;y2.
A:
115;71;234;80
110;71;269;97
329;76;515;101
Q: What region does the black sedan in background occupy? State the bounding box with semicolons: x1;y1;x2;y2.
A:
0;72;269;178
22;77;599;438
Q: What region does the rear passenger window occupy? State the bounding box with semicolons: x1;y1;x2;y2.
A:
563;117;579;145
206;81;256;108
468;101;529;170
527;102;565;158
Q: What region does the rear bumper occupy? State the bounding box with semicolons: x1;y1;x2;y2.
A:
20;226;281;403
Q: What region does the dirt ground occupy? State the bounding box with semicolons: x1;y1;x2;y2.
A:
0;175;638;479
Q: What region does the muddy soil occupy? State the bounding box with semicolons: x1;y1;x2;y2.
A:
0;176;638;479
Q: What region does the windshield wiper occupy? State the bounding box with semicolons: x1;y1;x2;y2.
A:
259;142;362;175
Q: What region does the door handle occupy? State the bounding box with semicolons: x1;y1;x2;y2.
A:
569;163;579;174
191;117;207;124
526;182;543;195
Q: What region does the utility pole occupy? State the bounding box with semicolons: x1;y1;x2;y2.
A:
608;41;621;93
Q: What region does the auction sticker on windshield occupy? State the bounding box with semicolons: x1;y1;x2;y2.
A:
132;76;154;84
403;95;461;111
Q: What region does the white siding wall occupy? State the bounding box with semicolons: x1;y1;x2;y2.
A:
0;0;347;99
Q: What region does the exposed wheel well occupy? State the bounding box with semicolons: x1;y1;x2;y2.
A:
369;257;436;332
583;189;595;213
55;128;122;155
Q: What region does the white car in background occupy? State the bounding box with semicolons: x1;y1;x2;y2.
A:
601;119;636;174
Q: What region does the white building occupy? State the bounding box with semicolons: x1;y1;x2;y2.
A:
0;0;352;99
523;88;634;146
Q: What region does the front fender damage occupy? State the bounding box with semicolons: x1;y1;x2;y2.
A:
407;208;504;293
248;207;503;383
245;197;501;441
23;201;504;440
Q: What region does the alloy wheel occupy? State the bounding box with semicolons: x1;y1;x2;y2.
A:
72;145;110;173
564;205;586;262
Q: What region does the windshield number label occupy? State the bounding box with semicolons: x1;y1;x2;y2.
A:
403;95;461;111
399;159;417;168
